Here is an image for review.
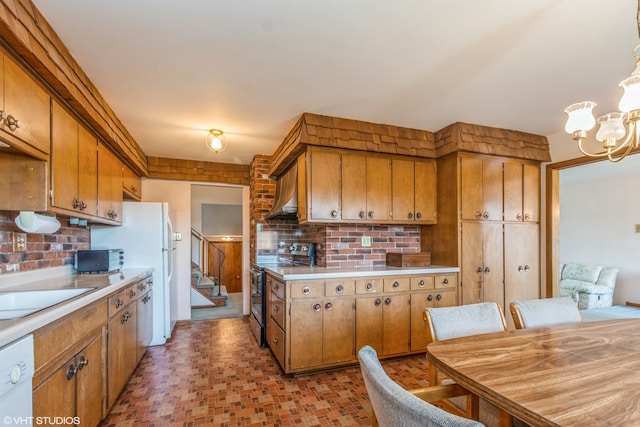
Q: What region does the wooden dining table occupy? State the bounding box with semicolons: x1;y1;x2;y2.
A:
426;318;640;427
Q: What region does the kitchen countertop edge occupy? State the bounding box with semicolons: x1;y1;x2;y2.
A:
264;265;460;280
0;268;153;348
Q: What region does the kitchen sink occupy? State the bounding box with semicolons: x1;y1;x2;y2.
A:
0;288;95;320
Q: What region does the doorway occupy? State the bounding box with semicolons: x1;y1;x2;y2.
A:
190;184;245;320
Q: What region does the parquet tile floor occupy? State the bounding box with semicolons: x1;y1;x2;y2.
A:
99;316;431;426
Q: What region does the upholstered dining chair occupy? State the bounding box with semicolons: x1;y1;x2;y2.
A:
423;302;508;422
358;345;484;427
510;296;583;330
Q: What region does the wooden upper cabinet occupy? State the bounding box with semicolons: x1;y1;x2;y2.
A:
0;51;51;158
122;163;142;201
392;159;436;223
460;156;503;221
97;143;123;223
503;161;540;223
51;100;97;216
307;148;341;221
341;154;391;222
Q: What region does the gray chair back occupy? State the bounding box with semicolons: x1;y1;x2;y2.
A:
424;302;507;342
510;297;582;329
358;345;484;427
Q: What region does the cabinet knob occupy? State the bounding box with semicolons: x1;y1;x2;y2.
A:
418;280;425;288
302;286;311;295
73;198;81;209
517;213;523;221
6;115;19;131
427;294;433;302
384;297;392;305
359;211;366;219
66;364;78;380
476;266;483;274
368;211;374;219
336;284;344;293
77;356;89;370
407;212;413;220
273;305;279;313
436;294;442;301
374;298;382;306
330;210;338;218
524;265;530;272
313;303;322;312
518;265;524;272
325;302;333;311
441;278;449;285
475;211;483;219
482;212;489;220
524;213;530;221
115;299;123;308
130;290;136;298
484;267;491;274
392;281;400;289
365;283;373;291
272;336;279;344
416;212;422;220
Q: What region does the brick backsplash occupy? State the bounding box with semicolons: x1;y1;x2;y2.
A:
0;211;89;274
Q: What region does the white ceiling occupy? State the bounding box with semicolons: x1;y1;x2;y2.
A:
31;0;639;166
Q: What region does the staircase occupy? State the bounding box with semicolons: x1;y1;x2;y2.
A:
191;228;228;307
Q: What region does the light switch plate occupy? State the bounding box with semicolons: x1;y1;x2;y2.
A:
361;236;371;247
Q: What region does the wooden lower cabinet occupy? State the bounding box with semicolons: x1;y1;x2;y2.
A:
267;271;458;374
33;334;103;427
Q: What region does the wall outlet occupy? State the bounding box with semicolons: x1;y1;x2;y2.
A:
13;232;27;252
361;236;371;247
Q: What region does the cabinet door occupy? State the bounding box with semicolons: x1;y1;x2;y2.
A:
503;161;540;223
33;360;76;421
107;303;137;408
51;101;79;212
366;156;391;221
309;149;341;221
76;335;103;427
392;158;414;222
137;291;153;362
461;222;503;306
97;143;123;222
382;294;410;355
355;296;383;354
122;163;142;201
410;292;432;351
414;160;436;223
78;125;98;216
2;53;51;155
289;299;323;370
461;222;483;305
461;157;502;221
522;163;540;222
504;223;540;328
341;154;367;221
322;297;355;365
482;223;504;306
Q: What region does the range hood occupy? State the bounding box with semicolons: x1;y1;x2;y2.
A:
265;164;298;220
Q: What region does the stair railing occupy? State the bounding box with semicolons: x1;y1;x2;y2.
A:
191;228;225;296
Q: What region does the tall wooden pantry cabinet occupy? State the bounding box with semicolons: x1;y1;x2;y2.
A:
425;151;542;329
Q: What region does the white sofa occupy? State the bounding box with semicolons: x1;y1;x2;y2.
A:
559;263;618;310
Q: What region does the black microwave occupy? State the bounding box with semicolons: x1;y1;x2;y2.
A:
74;249;123;274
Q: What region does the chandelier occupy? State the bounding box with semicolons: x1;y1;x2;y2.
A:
205;129;226;153
564;7;640;162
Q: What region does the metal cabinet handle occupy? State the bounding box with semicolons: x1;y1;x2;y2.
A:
330;210;338;218
365;283;373;291
476;266;483;273
484;267;491;274
130;290;136;298
115;299;123;308
416;212;422;219
475;211;483;219
368;211;374;219
482;211;489;220
524;265;530;272
392;281;400;289
518;265;524;272
374;298;382;306
336;284;344;293
384;297;392;305
77;356;89;370
73;198;80;209
418;280;425;288
273;305;279;313
517;213;523;221
66;364;78;380
6;115;19;131
359;211;366;219
524;213;530;221
407;212;413;219
325;302;333;311
427;294;433;302
313;303;322;312
436;294;442;301
442;278;449;285
302;286;311;295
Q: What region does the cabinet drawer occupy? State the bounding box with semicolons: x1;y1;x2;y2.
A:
270;294;285;329
108;290;126;317
290;281;323;298
435;274;457;289
383;277;410;292
137;277;153;293
325;279;355;297
411;276;434;290
269;276;285;300
267;317;285;368
356;278;382;294
125;284;139;304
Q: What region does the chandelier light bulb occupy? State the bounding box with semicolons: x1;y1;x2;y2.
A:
595;112;627;143
618;74;640;112
206;129;226;153
564;101;597;134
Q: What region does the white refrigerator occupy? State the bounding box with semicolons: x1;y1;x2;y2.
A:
91;201;176;346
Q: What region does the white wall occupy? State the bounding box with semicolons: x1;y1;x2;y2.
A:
141;179;250;320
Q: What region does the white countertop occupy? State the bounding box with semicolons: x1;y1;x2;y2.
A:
264;265;459;280
0;267;153;348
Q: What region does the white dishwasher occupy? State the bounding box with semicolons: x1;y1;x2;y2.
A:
0;335;34;419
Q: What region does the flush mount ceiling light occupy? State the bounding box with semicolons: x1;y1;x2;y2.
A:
205;129;226;153
564;3;640;163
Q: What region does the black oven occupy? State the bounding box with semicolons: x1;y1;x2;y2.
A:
249;266;266;347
